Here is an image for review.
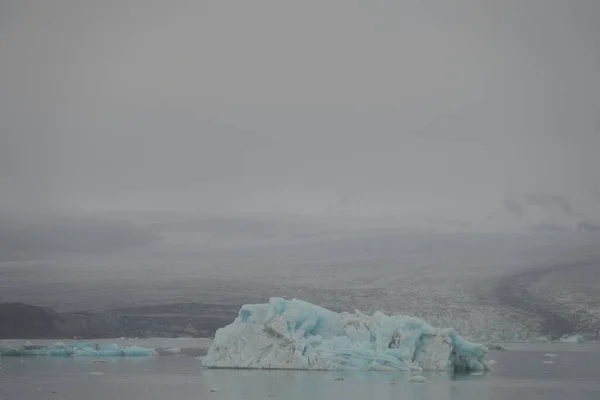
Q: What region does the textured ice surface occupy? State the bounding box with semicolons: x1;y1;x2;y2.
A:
0;342;156;357
202;298;489;372
560;335;585;343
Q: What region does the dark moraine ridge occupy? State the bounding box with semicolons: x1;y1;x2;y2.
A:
0;302;239;339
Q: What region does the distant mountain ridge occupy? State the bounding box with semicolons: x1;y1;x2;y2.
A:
323;192;599;233
485;193;600;233
0;211;158;262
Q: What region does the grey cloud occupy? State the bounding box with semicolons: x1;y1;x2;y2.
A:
1;0;599;219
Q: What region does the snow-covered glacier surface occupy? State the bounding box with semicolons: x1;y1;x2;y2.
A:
202;298;489;372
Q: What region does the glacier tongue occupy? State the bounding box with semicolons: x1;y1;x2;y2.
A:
202;297;489;372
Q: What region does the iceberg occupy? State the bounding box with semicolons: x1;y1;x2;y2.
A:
0;342;157;357
202;298;489;372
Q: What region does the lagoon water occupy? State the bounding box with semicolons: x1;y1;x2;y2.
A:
2;341;599;400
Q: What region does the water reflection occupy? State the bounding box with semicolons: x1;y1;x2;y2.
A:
2;346;599;400
199;369;485;400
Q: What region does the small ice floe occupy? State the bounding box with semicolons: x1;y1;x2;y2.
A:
334;377;344;381
163;348;181;355
408;375;427;383
542;360;555;364
560;335;585;343
89;372;104;376
542;353;558;358
209;388;219;392
92;359;108;364
487;360;497;365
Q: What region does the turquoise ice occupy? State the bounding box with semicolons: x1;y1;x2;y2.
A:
203;297;489;372
0;342;156;357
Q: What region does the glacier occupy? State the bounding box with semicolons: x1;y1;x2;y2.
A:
202;298;489;372
0;342;156;357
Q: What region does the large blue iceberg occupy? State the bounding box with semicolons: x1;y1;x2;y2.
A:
0;342;156;357
202;298;489;372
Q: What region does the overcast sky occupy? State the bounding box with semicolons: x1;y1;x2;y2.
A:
2;0;599;220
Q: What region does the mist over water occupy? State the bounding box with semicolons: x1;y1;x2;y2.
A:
1;210;599;341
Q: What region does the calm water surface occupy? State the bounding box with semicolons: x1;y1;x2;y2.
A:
1;343;599;400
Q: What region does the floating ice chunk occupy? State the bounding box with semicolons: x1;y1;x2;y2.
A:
97;343;124;357
408;375;427;382
122;345;157;357
487;360;497;365
163;347;182;354
202;298;489;372
542;360;555;364
0;343;156;357
89;372;104;375
209;388;219;392
560;335;585;343
543;353;558;358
